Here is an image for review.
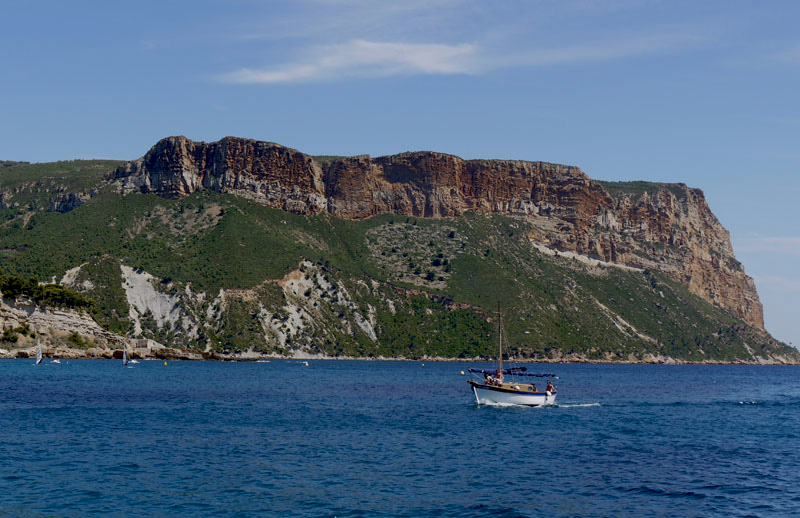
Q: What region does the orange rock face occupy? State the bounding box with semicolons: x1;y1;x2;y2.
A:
109;136;764;329
109;136;327;213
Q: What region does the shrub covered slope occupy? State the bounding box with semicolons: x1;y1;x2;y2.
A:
0;160;794;362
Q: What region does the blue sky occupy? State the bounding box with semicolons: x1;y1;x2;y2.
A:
1;0;798;348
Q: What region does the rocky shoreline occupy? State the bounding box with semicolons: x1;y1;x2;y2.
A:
2;344;797;365
3;298;797;366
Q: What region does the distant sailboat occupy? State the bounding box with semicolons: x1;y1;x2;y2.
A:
35;338;43;365
122;345;128;367
467;306;558;406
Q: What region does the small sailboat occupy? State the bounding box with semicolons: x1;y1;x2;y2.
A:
467;308;558;407
122;344;129;367
35;338;43;365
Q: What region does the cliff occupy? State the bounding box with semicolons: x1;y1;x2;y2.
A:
0;296;225;361
0;296;123;358
106;136;763;329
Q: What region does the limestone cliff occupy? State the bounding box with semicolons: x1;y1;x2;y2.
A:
107;136;764;329
0;296;124;358
108;136;327;213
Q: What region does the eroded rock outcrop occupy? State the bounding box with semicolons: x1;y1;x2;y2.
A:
0;296;127;359
108;136;327;213
48;191;92;213
107;136;764;329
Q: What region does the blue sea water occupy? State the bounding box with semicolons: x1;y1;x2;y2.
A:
1;360;799;517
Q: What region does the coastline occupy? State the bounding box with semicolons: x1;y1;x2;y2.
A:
2;344;797;365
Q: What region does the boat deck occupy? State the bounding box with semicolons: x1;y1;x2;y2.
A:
468;379;555;396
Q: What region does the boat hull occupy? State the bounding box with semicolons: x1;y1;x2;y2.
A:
470;381;556;407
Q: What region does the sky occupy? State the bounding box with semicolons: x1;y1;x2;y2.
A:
1;0;798;348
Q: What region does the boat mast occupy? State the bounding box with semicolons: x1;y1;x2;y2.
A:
497;303;503;376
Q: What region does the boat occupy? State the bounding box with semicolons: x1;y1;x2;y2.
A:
122;344;129;367
467;309;557;407
35;338;43;365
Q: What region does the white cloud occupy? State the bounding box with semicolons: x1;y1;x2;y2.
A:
218;31;700;84
218;40;477;84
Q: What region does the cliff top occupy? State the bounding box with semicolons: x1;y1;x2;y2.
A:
597;180;695;201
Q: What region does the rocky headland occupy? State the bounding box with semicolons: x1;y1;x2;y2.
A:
1;136;791;364
108;136;763;329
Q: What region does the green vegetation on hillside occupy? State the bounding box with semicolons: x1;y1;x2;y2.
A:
0;172;793;361
311;155;348;166
597;180;689;201
0;273;93;310
0;159;121;189
0;159;122;212
70;256;132;334
1;160;30;168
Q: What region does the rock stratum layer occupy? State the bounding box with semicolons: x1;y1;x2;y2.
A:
108;136;764;329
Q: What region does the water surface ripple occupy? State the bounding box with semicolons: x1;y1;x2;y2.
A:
1;360;798;517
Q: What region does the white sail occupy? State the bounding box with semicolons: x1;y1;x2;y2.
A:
35;338;42;365
122;346;128;366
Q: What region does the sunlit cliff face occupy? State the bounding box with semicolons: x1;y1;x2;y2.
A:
108;136;763;329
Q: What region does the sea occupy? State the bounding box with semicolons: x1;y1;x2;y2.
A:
1;359;799;518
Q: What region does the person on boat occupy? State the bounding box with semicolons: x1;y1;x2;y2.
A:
546;380;556;393
530;382;537;392
485;372;501;386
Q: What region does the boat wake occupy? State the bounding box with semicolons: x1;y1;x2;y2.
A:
477;400;565;409
480;401;529;408
477;401;600;409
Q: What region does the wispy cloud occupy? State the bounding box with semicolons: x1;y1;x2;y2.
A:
767;42;800;64
237;0;465;41
218;40;477;83
730;41;800;69
218;31;700;84
498;32;701;68
753;275;800;293
734;237;800;255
